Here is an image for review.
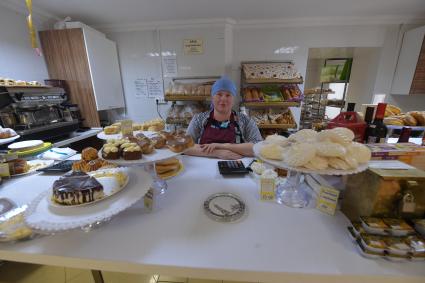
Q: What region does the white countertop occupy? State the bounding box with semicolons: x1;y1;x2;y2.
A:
0;156;424;283
52;128;102;147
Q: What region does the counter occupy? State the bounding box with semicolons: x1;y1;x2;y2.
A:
52;128;102;147
0;156;424;283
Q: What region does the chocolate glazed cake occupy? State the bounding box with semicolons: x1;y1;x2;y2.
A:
52;172;104;205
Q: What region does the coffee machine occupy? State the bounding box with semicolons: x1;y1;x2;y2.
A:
0;85;79;140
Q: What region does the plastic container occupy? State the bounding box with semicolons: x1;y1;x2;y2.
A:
361;217;390;235
327;111;367;142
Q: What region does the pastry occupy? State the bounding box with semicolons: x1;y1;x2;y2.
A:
27;81;41;86
81;147;98;161
343;155;359;169
265;134;289;147
403;114;417;126
409;111;425;126
155;158;180;174
148;125;163;132
151;135;166;149
384;117;404;126
121;143;142;160
304;155;328;170
346;142;371;164
260;144;284;160
288;129;317;143
52;171;104;205
0;129;14;139
72;160;87;172
284;143;316;167
15;80;26;86
166;135;194;153
102;144;120;160
104;125;120;135
84;159;103;172
8;159;29;175
328;157;350;170
317;128;354;145
132;123;142;131
315;141;346;157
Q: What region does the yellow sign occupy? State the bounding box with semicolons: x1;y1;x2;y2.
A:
260;178;275;201
184;39;204;55
316;186;340;215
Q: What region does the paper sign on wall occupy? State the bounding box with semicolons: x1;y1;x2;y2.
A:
147;77;164;98
184;39;203;55
134;78;148;98
162;55;178;77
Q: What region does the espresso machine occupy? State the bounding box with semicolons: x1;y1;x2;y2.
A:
0;85;79;140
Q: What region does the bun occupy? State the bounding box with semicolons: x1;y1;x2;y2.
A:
82;147;98;161
409;111;425;126
403;114;417;126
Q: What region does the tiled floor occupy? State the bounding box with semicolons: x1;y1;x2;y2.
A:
0;262;259;283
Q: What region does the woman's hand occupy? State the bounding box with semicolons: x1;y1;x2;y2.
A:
200;143;229;154
213;149;243;160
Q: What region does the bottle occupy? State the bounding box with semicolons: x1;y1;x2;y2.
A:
363;106;376;143
365;103;388;144
397;127;412;143
347;102;356;112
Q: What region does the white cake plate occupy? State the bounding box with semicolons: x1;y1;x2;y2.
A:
96;130;156;140
0;135;20;145
253;141;369;208
24;168;152;233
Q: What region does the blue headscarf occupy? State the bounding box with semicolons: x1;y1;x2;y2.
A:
211;76;237;97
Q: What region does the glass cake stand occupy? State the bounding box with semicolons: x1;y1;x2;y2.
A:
253;141;369;208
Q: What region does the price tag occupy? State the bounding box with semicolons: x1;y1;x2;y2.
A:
316;186;340;215
260;178;275;201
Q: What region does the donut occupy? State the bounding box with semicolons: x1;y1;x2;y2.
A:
166;135;194;153
82;147;98;161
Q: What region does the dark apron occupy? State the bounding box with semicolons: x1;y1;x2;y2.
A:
199;111;244;144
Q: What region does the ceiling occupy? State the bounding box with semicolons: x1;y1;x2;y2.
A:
25;0;425;26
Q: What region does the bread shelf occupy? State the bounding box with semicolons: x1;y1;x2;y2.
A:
242;101;300;108
257;124;297;129
164;95;211;101
243;78;303;84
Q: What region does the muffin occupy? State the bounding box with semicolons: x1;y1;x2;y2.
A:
82;147;98;161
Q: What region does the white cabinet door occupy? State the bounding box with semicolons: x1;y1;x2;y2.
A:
83;27;125;110
391;26;425;95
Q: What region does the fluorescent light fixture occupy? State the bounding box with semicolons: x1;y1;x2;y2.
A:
274;46;299;54
146;51;176;57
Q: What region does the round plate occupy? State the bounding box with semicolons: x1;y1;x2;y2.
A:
253;141;369;176
0;135;20;145
11;160;54;177
204;193;246;223
97;130;157;140
24;167;151;232
157;161;184;180
8;140;43;151
48;168;130;208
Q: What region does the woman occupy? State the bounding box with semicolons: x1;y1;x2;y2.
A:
185;76;263;159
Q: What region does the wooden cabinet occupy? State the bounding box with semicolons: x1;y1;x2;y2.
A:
391;25;425;95
39;26;125;127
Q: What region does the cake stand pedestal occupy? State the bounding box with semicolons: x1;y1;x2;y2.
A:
253;141;369;208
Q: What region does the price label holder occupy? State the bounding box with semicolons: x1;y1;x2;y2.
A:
316;186;340;215
260;178;275;201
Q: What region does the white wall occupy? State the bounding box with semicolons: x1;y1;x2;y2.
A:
107;26;227;122
107;23;421;122
0;6;49;82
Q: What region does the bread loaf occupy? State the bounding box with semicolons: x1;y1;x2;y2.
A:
403;114;417;126
409;111;425;126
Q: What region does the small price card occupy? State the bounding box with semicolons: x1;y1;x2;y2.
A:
316;186;340;215
260;178;275;201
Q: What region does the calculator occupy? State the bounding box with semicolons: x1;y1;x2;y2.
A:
217;160;249;175
36;160;75;173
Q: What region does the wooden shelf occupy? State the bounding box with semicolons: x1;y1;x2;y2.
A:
257;124;297;129
164;95;211;101
242;101;300;108
243;78;303;84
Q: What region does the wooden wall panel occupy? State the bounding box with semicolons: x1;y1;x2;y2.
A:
39;28;101;127
410;35;425;95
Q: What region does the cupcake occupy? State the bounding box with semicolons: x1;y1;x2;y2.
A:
102;145;120;159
